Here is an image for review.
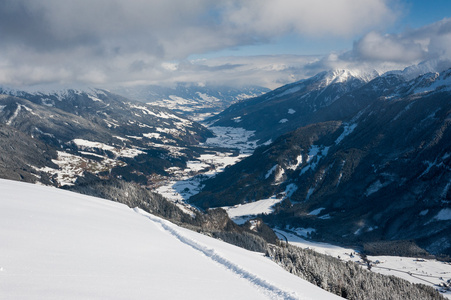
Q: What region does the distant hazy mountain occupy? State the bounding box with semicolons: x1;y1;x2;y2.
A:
191;68;451;256
112;83;269;121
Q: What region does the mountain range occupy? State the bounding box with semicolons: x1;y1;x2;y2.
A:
112;83;269;121
191;67;451;256
1;64;450;258
1;64;451;298
0;88;211;187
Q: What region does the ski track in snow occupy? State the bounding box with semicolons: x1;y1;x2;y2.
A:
134;208;300;300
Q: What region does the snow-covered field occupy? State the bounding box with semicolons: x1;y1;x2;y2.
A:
0;179;341;299
222;196;284;225
274;229;451;298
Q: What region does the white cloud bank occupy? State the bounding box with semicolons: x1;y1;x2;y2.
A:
353;18;451;63
0;0;395;88
0;1;450;89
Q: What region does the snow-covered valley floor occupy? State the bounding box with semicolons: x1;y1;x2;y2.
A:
155;126;257;208
0;179;341;299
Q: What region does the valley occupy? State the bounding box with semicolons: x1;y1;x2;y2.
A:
3;2;451;299
1;65;450;299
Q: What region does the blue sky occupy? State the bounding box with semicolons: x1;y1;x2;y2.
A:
403;0;451;28
0;0;450;89
197;0;451;58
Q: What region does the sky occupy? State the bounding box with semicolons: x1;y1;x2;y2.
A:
0;0;450;90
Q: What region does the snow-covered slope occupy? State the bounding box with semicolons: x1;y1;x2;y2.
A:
0;179;340;300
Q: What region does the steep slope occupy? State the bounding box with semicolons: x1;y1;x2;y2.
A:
0;122;58;184
0;89;212;187
113;83;269;121
191;69;451;256
207;70;377;144
0;178;341;300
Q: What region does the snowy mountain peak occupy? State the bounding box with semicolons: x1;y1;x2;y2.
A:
322;69;379;84
408;67;451;95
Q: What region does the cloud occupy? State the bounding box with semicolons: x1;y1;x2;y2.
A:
165;56;322;89
351;18;451;63
297;17;451;80
0;0;395;88
353;31;426;62
222;0;396;38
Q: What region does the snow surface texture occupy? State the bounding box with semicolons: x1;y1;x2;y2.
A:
0;179;341;299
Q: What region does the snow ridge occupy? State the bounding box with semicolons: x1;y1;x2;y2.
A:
135;209;301;300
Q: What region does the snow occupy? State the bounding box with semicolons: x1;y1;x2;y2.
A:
276;86;302;98
321;69;378;86
6;104;22;125
365;180;382;195
78;150;104;158
366;255;451;295
434;208;451;221
203;126;257;154
88;95;103;102
265;164;278;179
196;92;220;102
72;139;115;151
303;187;314;200
287;154;303;171
33;151;126;186
419;209;429;216
308;208;325;216
412;71;451;95
72;138;144;158
334;123;357;144
0;179;340;299
292;227;316;238
284;183;298;197
222;196;284;225
273;167;284;184
274;229;451;298
274;229;360;260
223;184;300;224
114;135;130;142
155;152;248;214
299;145;329;176
118;147;145;158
